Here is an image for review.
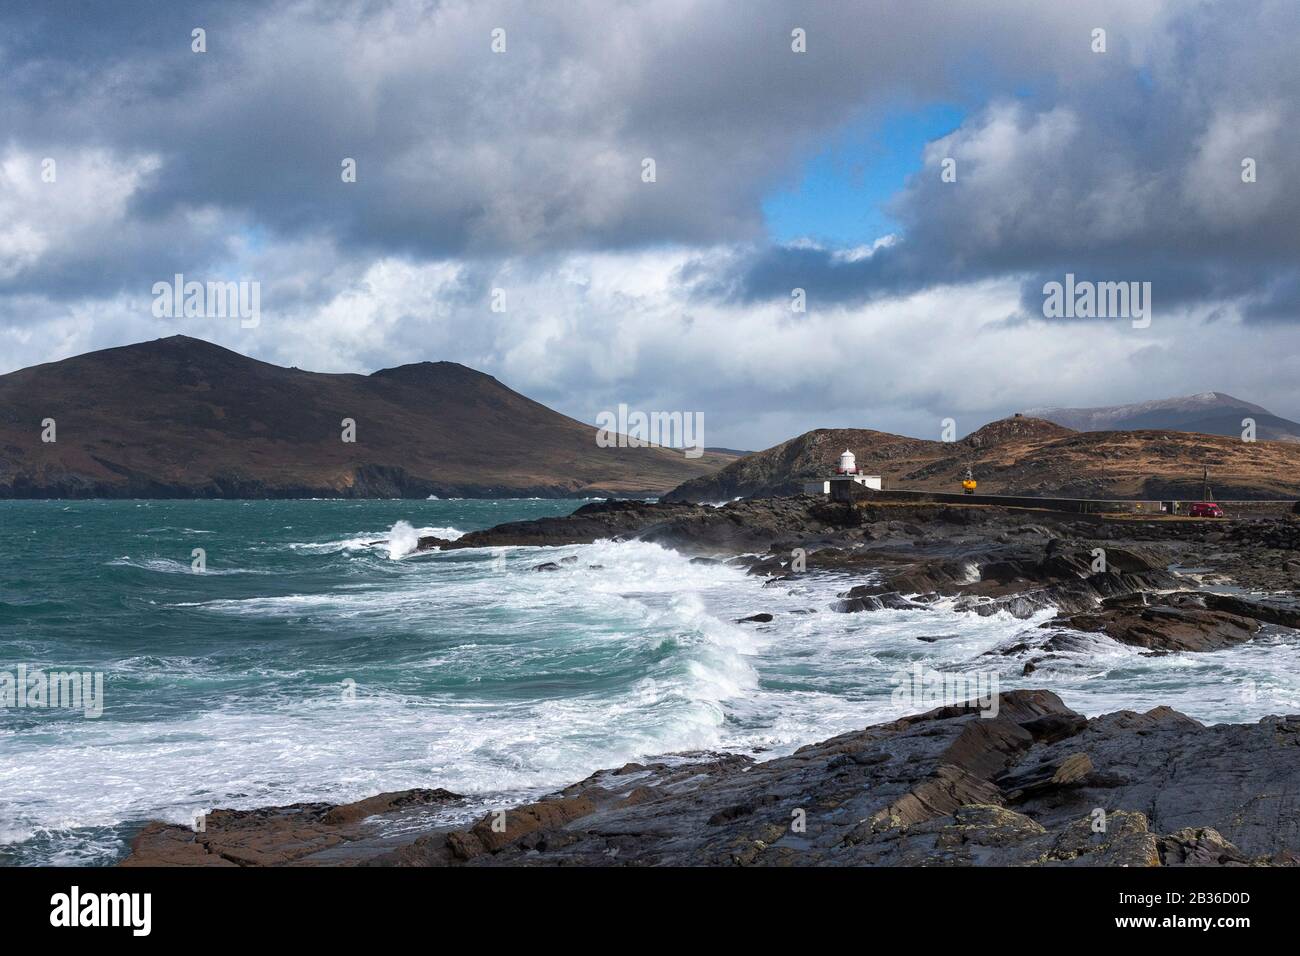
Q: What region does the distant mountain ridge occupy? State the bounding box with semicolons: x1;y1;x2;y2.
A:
1024;392;1300;443
0;336;734;499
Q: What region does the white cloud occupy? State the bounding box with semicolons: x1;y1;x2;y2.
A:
10;242;1288;449
3;0;1300;447
0;148;161;282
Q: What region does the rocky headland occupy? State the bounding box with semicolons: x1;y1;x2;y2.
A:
125;495;1300;866
419;495;1300;657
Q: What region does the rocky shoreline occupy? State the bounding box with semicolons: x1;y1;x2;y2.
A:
422;495;1300;657
123;689;1300;867
124;495;1300;866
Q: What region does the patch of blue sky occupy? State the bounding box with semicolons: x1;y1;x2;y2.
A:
762;103;965;248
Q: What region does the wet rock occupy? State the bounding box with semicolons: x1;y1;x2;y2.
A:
449;796;597;860
833;590;923;613
1061;605;1259;652
121;789;461;867
120;694;1300;868
1190;590;1300;630
995;752;1093;801
746;557;787;577
937;804;1046;848
1158;827;1254;866
861;764;1004;835
1017;712;1089;743
737;613;774;623
422;496;843;557
1043;811;1160;867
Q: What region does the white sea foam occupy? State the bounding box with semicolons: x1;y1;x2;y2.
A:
11;530;1300;866
288;524;465;556
105;557;272;575
387;521;420;559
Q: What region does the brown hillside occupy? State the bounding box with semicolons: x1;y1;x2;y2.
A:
0;336;733;499
665;417;1300;502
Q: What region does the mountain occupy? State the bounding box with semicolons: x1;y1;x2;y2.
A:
0;336;734;499
1023;392;1300;443
664;414;1300;502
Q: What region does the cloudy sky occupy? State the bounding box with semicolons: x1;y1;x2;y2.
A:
2;0;1298;450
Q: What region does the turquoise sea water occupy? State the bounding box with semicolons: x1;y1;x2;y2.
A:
3;499;1298;866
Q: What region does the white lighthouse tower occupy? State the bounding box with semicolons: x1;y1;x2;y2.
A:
804;448;882;498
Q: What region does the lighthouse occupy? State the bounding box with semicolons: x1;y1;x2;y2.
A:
805;449;882;498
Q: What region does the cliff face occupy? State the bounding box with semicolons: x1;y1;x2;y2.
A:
0;336;733;499
665;416;1300;502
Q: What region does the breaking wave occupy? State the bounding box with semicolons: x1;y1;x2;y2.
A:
6;497;1299;867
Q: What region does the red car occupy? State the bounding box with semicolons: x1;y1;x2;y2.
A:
1188;502;1224;518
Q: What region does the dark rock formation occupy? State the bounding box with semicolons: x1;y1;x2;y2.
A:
1050;589;1300;653
122;789;460;866
419;495;849;554
1061;605;1260;652
121;692;1300;867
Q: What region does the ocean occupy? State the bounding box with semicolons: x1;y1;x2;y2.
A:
2;498;1297;866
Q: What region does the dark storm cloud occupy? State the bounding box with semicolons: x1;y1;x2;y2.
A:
0;0;1173;300
7;0;1300;447
1240;270;1300;324
691;0;1300;320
